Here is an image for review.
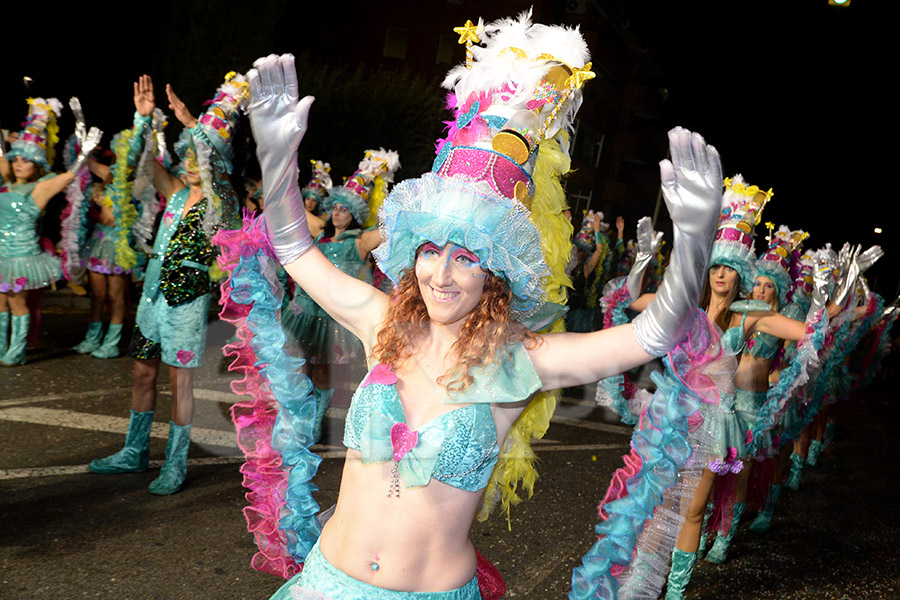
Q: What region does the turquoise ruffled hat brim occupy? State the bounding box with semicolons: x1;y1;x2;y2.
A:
5;143;50;171
755;261;792;307
322;186;369;225
710;241;757;295
373;172;549;320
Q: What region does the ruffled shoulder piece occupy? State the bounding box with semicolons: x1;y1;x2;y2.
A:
729;299;773;313
445;340;542;405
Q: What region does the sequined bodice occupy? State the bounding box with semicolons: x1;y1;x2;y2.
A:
159;201;213;304
343;364;500;492
0;180;46;257
343;343;542;492
317;230;363;277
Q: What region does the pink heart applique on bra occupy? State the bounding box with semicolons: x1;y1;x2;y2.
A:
390;422;419;462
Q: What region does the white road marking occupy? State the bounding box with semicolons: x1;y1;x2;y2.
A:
0;387;132;408
0;406;237;447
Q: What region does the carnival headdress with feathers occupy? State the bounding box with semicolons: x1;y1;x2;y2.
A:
757;224;808;306
376;10;593;319
301;159;333;207
324;148;400;226
7;97;64;170
709;174;772;295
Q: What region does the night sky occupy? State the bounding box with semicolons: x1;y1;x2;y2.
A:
4;1;895;295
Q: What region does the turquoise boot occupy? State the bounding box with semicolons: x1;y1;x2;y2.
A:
74;321;104;354
0;314;30;366
0;311;9;356
786;452;804;491
89;410;155;473
91;323;123;359
705;503;745;564
665;548;698;600
749;484;782;533
149;422;191;495
806;439;823;466
312;387;333;443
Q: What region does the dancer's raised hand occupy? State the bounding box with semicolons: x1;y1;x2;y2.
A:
134;75;156;117
247;54;316;265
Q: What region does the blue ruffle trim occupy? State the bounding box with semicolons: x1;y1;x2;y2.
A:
747;306;827;456
570;367;700;599
227;219;323;565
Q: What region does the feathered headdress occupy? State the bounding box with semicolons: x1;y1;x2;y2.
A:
757;224;808;307
173;72;249;234
324;148;400;226
7;97;63;170
376;9;592;318
709;174;772;295
301;159;333;210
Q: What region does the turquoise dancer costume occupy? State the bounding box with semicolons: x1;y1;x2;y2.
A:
83;223;130;275
0;176;63;293
282;230;365;364
128;189;213;368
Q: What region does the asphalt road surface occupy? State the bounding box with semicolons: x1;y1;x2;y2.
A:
2;304;897;599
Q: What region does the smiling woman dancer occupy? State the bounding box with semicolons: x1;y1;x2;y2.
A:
243;13;724;600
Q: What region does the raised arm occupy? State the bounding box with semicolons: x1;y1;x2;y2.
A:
133;75;183;199
530;127;723;389
356;227;383;259
248;54;387;346
31;127;102;210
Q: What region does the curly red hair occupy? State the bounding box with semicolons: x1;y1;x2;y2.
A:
372;267;537;392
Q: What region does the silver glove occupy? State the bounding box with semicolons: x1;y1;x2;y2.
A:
68;127;102;173
833;245;860;309
69;97;87;149
152;109;168;160
632;127;723;356
624;216;663;300
857;245;883;273
247;54;316;264
810;261;831;314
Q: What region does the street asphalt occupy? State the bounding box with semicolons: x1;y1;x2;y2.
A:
1;297;897;599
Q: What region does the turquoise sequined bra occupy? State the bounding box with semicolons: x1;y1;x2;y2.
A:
343;342;542;492
746;331;781;360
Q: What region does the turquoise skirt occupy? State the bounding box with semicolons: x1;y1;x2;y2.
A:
270;540;480;600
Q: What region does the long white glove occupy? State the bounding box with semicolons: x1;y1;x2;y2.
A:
624;216;663;300
632;127;723;357
247;54;316;264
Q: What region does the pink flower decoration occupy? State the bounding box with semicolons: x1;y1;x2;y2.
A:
176;350;195;365
390;422;419;462
361;363;398;388
163;211;176;226
745;429;754;445
725;446;738;463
